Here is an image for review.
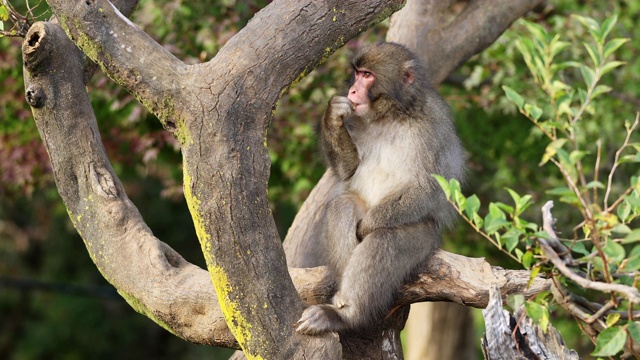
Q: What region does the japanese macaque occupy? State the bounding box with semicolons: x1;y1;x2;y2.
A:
295;42;465;335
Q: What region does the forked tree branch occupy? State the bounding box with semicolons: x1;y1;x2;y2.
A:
387;0;544;85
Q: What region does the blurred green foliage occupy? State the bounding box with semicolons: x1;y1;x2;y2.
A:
440;2;640;357
0;0;639;358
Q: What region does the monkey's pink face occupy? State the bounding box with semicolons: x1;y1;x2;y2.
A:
348;69;375;117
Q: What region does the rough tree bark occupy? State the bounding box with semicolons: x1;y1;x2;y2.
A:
17;0;544;359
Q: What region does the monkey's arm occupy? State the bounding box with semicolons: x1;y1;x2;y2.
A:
357;182;453;239
320;96;360;180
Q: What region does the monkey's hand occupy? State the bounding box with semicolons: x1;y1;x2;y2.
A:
295;304;346;335
324;96;354;128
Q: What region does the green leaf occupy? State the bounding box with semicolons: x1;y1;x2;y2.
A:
494;202;515;215
522;20;549;43
502;85;525;109
591;326;626;357
528;265;541;287
556;149;575;173
504;229;521;253
629;246;640;258
472;213;484;229
601;61;626;76
523;103;543;121
600;14;618;41
540;139;568;166
605;313;621;327
585;180;605;189
0;5;9;21
556;95;574;118
602;241;626;263
572;15;600;31
628;322;640;343
522;251;535;269
449;179;465;208
612;224;631;235
592;256;606;274
0;21;4;32
604;38;629;58
583;42;600;67
484;203;509;234
577;88;587;105
618;201;631;222
549;38;570;59
623;229;640;244
628;192;640;208
620;246;640;272
546;186;580;206
505;188;534;215
433;175;451;199
580;65;596;88
620;153;640;163
545;186;573;196
591;85;612;99
454;190;466;209
571;241;590;257
525;301;549;333
505;188;522;207
465;194;481;219
568;150;589;165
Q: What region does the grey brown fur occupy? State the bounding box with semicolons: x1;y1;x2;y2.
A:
296;42;465;335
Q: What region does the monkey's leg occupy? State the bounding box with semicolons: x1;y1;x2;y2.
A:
323;193;365;276
297;223;438;335
335;223;438;329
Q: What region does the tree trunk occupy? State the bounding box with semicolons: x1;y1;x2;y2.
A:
16;0;547;358
405;303;476;360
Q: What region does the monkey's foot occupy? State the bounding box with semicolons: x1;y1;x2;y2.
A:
332;291;348;309
295;304;345;335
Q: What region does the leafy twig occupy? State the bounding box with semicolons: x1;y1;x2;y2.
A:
541;201;640;304
450;200;521;263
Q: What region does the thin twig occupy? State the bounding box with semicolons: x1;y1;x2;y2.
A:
593;140;602;205
550;277;604;336
585;299;617;324
604;112;640;208
550;158;593;219
607;186;634;214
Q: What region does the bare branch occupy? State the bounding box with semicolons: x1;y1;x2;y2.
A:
604;112;640;209
540;201;572;257
541;201;640;304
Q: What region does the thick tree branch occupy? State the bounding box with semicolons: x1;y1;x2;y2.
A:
387;0;544;85
27;1;405;358
296;251;550;309
21;21;236;347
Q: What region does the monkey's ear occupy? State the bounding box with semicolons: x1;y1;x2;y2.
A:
402;60;416;85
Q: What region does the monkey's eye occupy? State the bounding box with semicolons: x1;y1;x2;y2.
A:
362;71;372;78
